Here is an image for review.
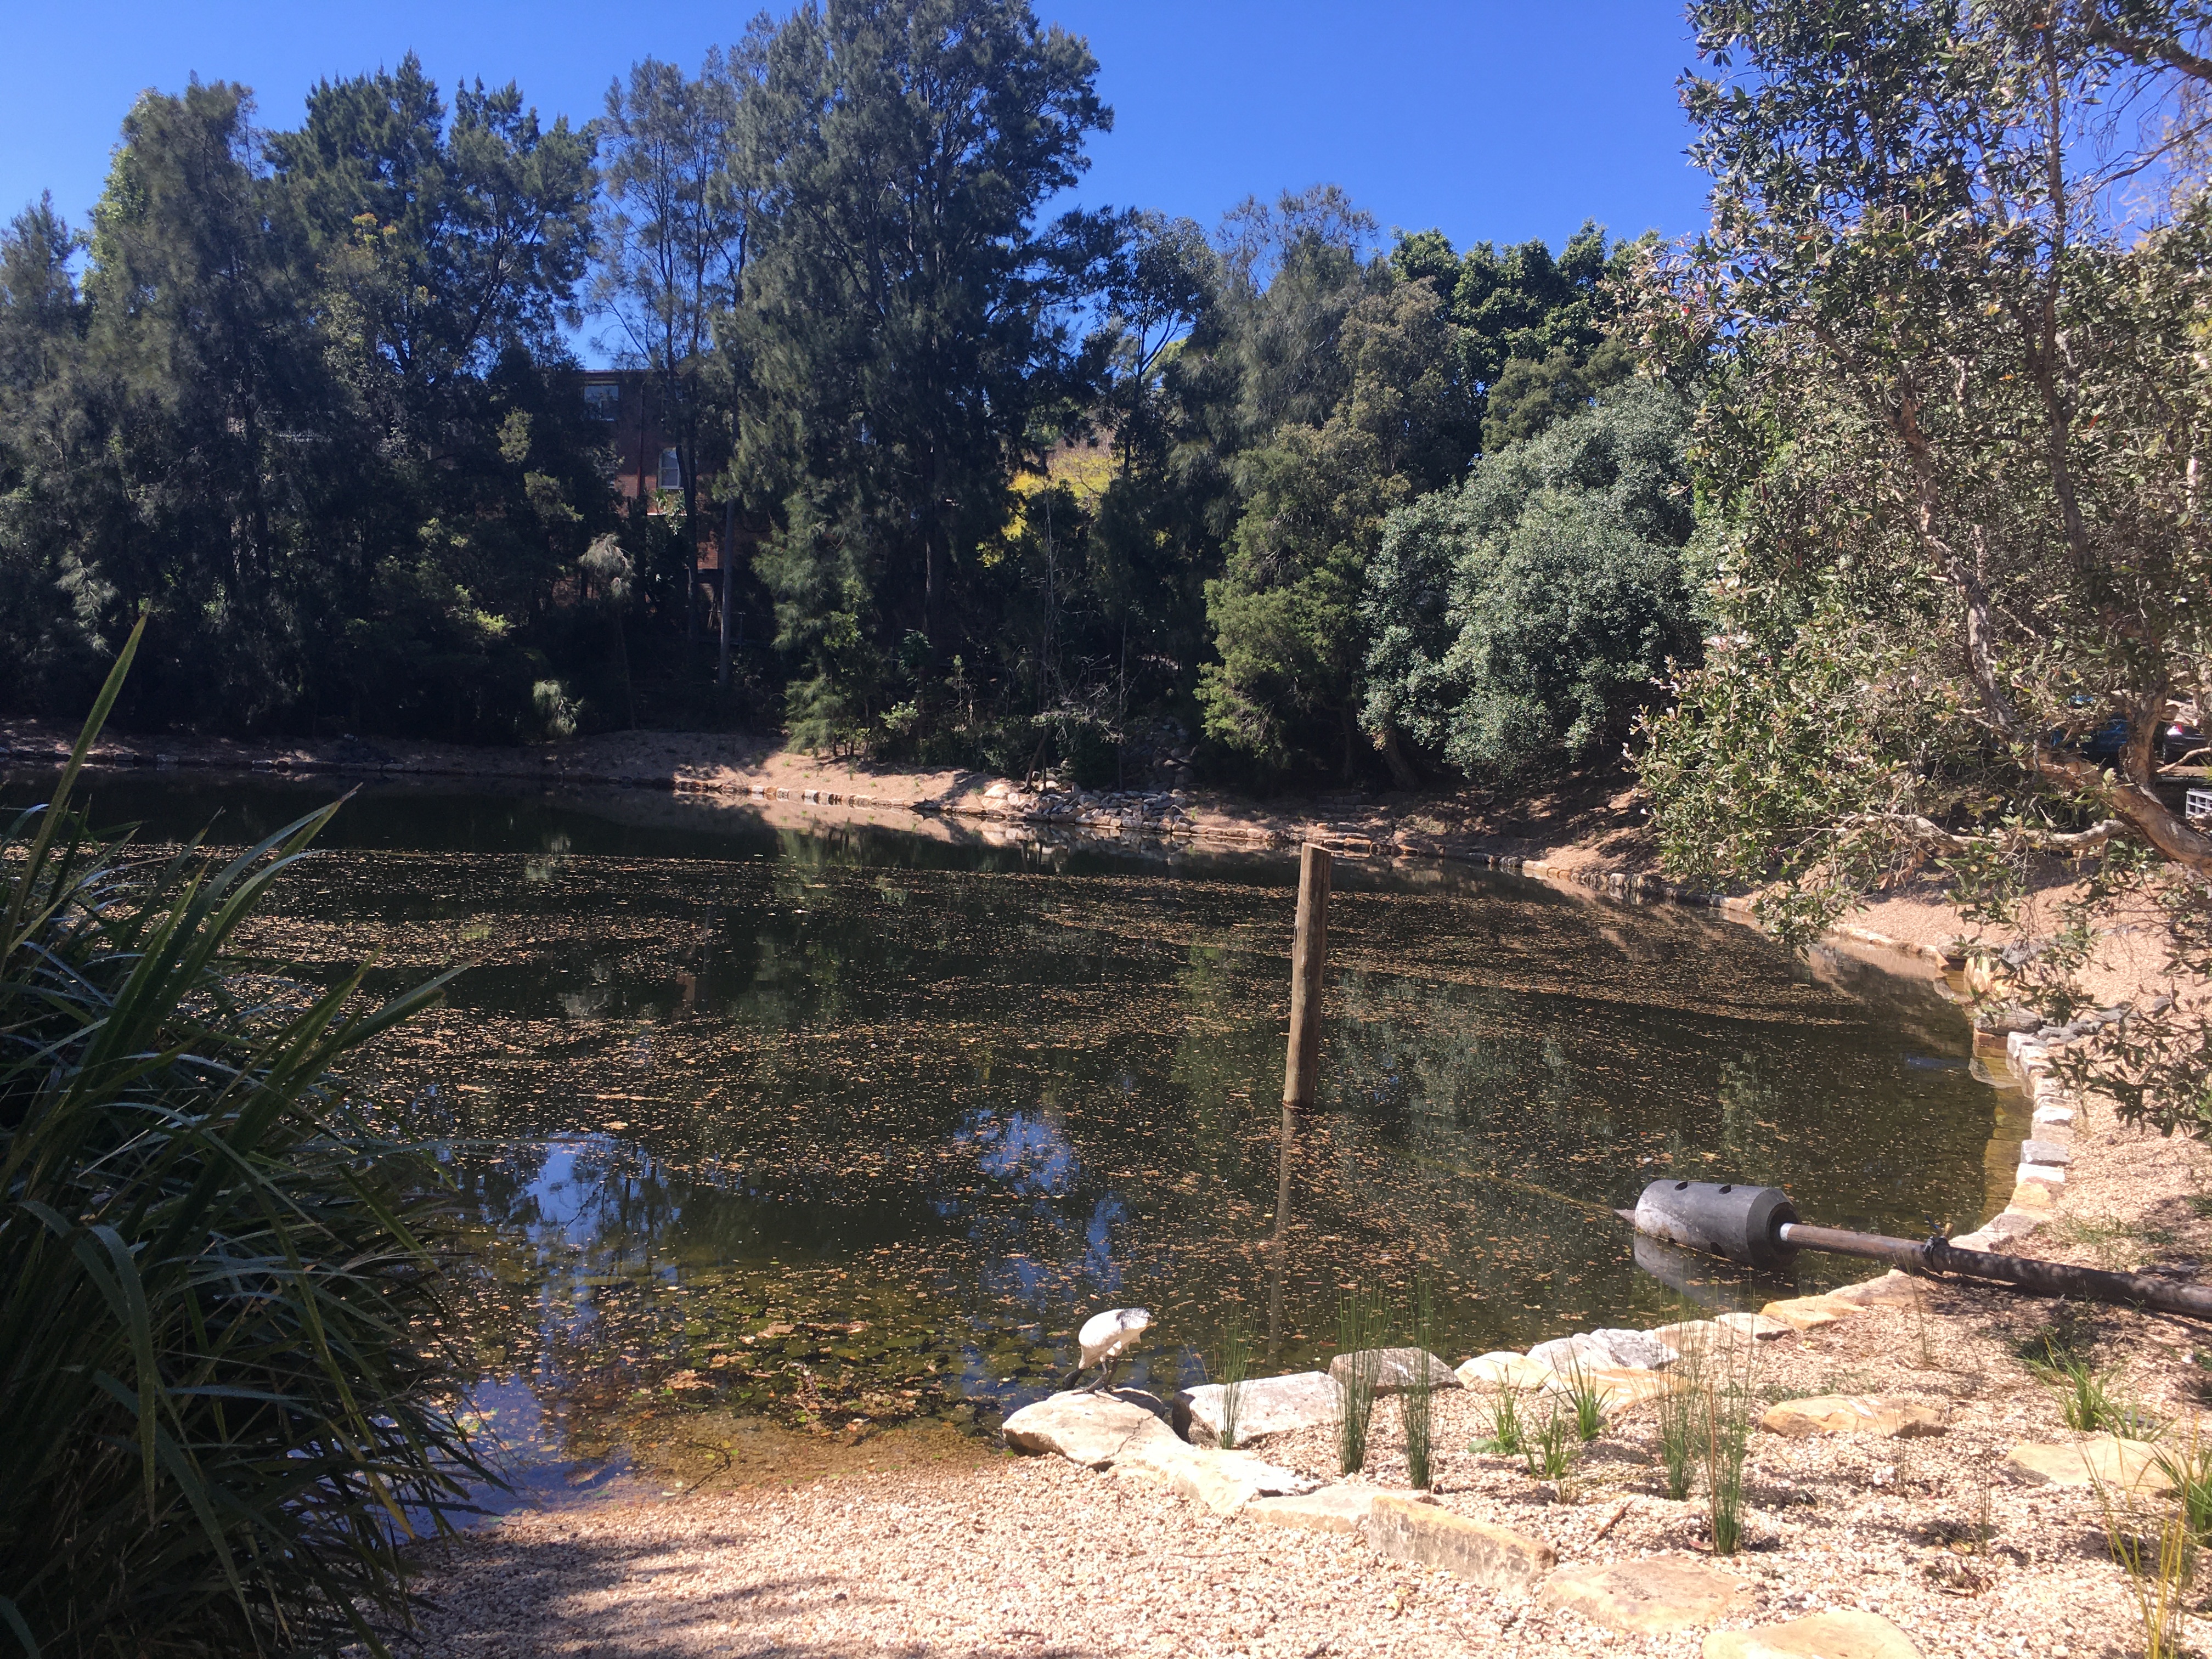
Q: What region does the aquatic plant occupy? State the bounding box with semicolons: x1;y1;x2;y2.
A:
0;624;481;1657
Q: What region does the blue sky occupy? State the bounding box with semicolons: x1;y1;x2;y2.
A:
3;1;1711;325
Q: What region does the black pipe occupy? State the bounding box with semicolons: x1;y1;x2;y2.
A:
1623;1177;2212;1322
1778;1222;2212;1321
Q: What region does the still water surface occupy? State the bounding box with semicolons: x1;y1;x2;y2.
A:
30;771;2007;1500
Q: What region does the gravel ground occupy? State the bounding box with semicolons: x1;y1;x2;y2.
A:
391;1235;2212;1659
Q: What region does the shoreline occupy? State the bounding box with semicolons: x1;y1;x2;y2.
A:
0;716;1988;981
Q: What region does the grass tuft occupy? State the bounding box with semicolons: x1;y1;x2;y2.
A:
1217;1316;1251;1451
1654;1336;1703;1502
1334;1286;1383;1475
1703;1334;1757;1555
1403;1282;1435;1489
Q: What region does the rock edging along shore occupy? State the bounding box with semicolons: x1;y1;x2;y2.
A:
1000;1032;2092;1654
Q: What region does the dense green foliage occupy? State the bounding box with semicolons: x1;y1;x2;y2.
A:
0;0;1681;791
1361;380;1695;779
0;629;473;1656
1637;0;2212;1131
0;4;1663;787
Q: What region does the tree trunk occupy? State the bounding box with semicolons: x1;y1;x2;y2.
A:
718;496;736;692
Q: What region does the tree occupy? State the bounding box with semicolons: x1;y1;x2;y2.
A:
595;46;763;649
1637;0;2212;1131
737;0;1111;749
1362;379;1695;778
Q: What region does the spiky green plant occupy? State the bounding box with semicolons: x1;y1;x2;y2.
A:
1560;1354;1606;1443
0;622;481;1658
1403;1282;1435;1489
1334;1286;1383;1475
1653;1339;1703;1502
1474;1383;1527;1457
1217;1315;1251;1451
1704;1334;1757;1555
1525;1402;1579;1482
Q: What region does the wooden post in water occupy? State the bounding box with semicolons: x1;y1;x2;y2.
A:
1281;843;1331;1109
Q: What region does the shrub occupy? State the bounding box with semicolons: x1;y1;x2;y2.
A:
0;623;482;1657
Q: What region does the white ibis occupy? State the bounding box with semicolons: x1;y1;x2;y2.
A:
1070;1307;1151;1392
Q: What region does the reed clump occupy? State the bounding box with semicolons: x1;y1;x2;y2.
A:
1652;1335;1703;1501
1403;1282;1435;1489
0;626;481;1658
1334;1287;1384;1475
1703;1331;1757;1555
1216;1316;1251;1451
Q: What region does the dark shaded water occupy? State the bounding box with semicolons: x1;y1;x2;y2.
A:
20;769;2006;1499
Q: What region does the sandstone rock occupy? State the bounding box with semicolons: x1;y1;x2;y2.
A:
1544;1365;1674;1414
1820;1272;1925;1310
1653;1319;1727;1355
1175;1370;1339;1446
2009;1180;2056;1211
1119;1440;1319;1514
1001;1390;1178;1466
1528;1333;1616;1372
1328;1347;1460;1395
2019;1137;2072;1166
1760;1296;1854;1331
1246;1486;1380;1533
2006;1435;2175;1492
1983;1210;2045;1239
1539;1554;1754;1634
1588;1327;1673;1369
1759;1395;1949;1438
1703;1610;1924;1659
1359;1494;1555;1589
1457;1352;1554;1391
2017;1161;2068;1189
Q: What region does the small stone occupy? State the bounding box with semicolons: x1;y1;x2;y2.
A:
1360;1494;1555;1590
1328;1347;1461;1395
1703;1610;1925;1659
1245;1486;1379;1533
1588;1327;1673;1369
2032;1104;2077;1128
2006;1436;2175;1491
1457;1352;1554;1391
1001;1390;1178;1467
1539;1554;1755;1634
2017;1161;2068;1188
1759;1395;1950;1438
1175;1370;1340;1446
1760;1296;1853;1331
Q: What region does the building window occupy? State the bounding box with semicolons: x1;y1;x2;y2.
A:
583;382;619;420
658;447;683;490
